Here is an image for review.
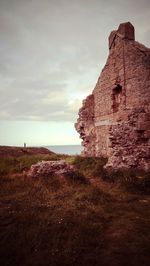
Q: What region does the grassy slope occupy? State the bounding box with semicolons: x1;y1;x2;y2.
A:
0;154;150;266
0;146;55;157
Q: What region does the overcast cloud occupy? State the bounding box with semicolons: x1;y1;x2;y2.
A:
0;0;150;122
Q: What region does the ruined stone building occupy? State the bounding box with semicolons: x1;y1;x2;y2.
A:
75;22;150;171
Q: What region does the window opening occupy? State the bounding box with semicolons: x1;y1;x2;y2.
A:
112;84;122;113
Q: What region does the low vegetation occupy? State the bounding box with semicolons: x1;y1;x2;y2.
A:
0;153;68;176
0;153;150;266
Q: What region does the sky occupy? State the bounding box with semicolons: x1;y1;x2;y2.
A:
0;0;150;146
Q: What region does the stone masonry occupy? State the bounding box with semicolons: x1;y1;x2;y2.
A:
75;22;150;171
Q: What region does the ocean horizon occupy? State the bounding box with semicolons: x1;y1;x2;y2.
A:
46;145;83;155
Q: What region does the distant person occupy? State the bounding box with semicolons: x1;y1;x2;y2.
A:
24;143;26;148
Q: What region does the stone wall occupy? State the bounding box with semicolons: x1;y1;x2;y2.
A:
75;94;95;156
108;107;150;171
75;22;150;171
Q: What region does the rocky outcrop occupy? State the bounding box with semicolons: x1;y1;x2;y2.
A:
28;160;74;177
75;22;150;171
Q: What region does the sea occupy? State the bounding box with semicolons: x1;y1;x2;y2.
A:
46;145;83;155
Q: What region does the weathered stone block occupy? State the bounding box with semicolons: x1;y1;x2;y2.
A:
117;22;135;40
136;121;150;131
109;30;116;49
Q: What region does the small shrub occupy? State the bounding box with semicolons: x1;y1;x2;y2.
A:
103;168;150;194
64;171;89;185
0;157;20;176
73;156;107;178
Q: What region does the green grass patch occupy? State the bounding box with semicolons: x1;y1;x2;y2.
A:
72;156;107;177
0;153;68;176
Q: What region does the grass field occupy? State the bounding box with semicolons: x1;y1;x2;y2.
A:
0;153;150;266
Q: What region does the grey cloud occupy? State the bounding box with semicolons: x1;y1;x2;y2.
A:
0;0;150;122
0;74;81;122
